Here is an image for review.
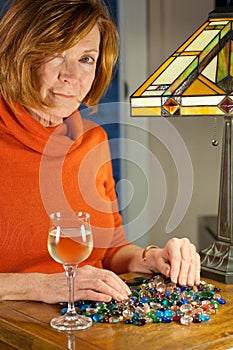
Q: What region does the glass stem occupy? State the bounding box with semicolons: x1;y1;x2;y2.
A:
67;333;76;350
64;265;77;316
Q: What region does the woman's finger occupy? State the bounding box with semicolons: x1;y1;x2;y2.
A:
76;265;131;301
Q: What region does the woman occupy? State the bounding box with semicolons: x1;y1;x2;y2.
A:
0;0;200;304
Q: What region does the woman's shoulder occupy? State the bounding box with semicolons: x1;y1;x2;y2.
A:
82;117;108;141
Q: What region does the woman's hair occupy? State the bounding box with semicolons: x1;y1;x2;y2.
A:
0;0;119;109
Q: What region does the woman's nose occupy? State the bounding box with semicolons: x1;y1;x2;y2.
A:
58;61;79;84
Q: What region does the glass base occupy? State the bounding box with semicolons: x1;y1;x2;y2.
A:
50;314;92;331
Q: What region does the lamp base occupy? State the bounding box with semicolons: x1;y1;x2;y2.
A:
201;266;233;284
200;241;233;284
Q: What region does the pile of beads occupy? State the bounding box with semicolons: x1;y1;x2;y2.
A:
60;275;226;326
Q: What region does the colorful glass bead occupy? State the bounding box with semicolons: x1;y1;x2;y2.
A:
200;314;211;322
192;314;202;323
191;301;200;308
109;316;120;324
180;315;193;325
173;313;181;322
145;316;154;324
135;306;147;316
211;300;220;309
173;287;181;294
180;304;193;315
125;319;134;324
156;283;166;293
85;307;97;315
61;307;67;315
217;298;226;304
206;284;215;291
93;314;104;322
152;316;163;323
80;303;92;311
138;319;146;326
140;295;151;303
100;317;110;323
153;275;164;286
155;309;164;318
123;309;134;319
213;293;222;300
162;316;173;323
200;291;214;299
148;281;156;289
96;302;107;310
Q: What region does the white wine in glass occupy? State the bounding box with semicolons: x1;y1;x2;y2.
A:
48;211;93;331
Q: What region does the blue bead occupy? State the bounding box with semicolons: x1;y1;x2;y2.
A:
80;304;91;311
200;314;210;322
60;307;67;315
93;314;103;322
125;319;133;324
162;316;173;323
140;296;150;303
155;310;164;318
164;310;174;318
180;298;189;304
217;298;226;304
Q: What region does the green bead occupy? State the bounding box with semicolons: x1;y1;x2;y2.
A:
171;293;179;301
152;316;162;323
200;291;214;298
210;300;220;309
147;311;155;317
134;277;149;283
162;299;172;307
96;303;107;311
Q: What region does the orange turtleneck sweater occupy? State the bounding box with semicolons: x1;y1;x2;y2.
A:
0;95;129;273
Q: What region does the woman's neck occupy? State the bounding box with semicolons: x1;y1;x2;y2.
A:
26;108;63;127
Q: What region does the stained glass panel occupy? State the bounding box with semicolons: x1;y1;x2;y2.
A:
130;14;233;116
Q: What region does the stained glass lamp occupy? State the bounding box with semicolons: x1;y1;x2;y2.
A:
130;6;233;283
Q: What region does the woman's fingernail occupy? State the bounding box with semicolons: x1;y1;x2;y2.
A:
115;294;124;301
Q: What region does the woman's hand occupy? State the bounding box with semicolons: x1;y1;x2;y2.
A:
146;238;200;286
39;265;131;304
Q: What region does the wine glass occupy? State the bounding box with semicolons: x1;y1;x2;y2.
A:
48;211;93;331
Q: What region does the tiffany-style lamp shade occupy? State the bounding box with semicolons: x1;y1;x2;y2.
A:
130;6;233;283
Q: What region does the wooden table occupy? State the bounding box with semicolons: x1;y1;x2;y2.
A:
0;273;233;350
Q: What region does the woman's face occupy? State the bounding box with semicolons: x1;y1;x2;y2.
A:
31;24;100;124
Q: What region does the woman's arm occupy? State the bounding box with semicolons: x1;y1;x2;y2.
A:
0;273;46;301
0;267;131;303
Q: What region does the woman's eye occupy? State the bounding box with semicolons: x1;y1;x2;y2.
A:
50;54;65;65
80;56;95;64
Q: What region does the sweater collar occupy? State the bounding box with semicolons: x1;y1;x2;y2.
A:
0;95;84;156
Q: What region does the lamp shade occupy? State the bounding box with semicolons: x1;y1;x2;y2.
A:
130;7;233;117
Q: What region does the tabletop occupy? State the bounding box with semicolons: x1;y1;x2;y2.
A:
0;273;233;350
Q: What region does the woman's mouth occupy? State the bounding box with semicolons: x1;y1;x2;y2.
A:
52;91;76;99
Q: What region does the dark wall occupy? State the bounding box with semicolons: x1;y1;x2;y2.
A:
215;0;233;6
